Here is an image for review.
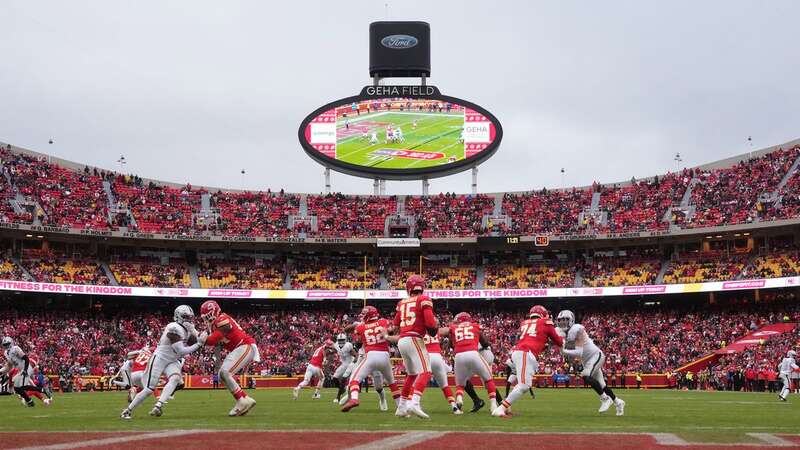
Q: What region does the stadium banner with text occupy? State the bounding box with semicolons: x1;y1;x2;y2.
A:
0;275;796;300
376;237;421;247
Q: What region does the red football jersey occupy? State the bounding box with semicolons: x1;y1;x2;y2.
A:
356;319;390;353
206;313;256;352
309;344;326;368
131;348;152;372
513;317;563;356
393;294;436;338
450;322;481;354
423;333;442;354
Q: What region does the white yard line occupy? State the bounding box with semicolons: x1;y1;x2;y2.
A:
346;431;446;450
16;430;210;450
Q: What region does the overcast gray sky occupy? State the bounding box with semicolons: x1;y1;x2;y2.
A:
2;0;798;195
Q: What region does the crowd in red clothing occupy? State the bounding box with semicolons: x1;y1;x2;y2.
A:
308;194;396;238
406;193;494;237
2;144;800;237
2;292;797;384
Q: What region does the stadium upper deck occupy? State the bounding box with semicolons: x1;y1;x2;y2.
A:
1;139;800;244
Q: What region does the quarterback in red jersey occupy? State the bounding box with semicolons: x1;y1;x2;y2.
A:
294;339;333;400
438;312;498;413
341;306;401;412
493;305;563;417
389;274;438;419
201;300;259;416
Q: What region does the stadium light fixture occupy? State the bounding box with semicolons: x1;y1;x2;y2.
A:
25;234;33;238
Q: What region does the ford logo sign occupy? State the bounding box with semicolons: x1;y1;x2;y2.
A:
381;35;418;49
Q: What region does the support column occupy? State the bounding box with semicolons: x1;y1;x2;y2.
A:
422;178;429;196
324;168;331;194
374;178;380;195
471;167;478;194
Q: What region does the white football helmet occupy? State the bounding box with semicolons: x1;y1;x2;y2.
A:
788;350;797;359
336;333;347;343
173;305;195;324
556;310;575;331
1;336;12;349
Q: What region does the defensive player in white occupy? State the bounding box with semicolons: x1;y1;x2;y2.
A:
0;337;51;407
370;130;378;145
557;310;625;416
333;333;357;405
121;305;205;419
778;350;798;402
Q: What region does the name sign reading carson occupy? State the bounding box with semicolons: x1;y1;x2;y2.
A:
299;86;502;180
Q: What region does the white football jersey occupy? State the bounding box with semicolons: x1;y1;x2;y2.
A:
565;324;601;363
778;357;798;375
155;322;194;362
336;342;354;366
4;346;26;371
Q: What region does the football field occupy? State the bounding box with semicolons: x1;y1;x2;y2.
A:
2;389;800;449
335;111;464;170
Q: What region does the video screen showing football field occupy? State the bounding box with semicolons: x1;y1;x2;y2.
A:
335;100;465;170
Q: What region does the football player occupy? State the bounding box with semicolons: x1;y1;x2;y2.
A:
341;306;401;412
493;305;563;417
438;312;498;413
504;357;534;399
557;310;625;415
200;300;259;416
0;337;51;407
293;339;333;400
333;333;357;405
778;350;799;401
423;331;460;414
387;274;438;419
121;305;205;419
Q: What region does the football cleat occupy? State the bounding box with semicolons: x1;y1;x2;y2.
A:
292;387;300;400
312;392;321;399
406;403;430;419
340;399;360;412
234;396;256;416
43;398;51;406
491;405;507;417
470;399;485;413
338;395;350;406
599;395;613;413
779;396;787;402
453;405;464;415
394;405;410;418
333;398;340;404
615;399;625;416
379;395;388;412
149;405;163;417
120;409;132;420
25;399;35;407
490;398;498;413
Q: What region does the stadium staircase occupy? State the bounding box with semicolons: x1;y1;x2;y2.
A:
378;274;389;289
761;153;800;214
574;269;584;287
663;176;698;228
100;261;119;286
492;193;503;216
188;264;201;288
476;264;485;288
578;192;607;230
103;180;136;229
655;259;671;284
396;195;405;214
10;256;33;281
289;195;314;237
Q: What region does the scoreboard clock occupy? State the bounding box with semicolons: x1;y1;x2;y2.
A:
478;236;522;246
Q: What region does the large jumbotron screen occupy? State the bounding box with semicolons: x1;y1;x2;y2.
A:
299;86;502;180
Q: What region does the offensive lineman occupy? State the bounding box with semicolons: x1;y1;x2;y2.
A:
293;339;333;400
388;274;438;419
778;350;799;401
333;333;357;405
493;305;563;417
0;337;51;407
438;312;499;413
200;300;259;416
557;310;625;415
121;305;204;419
341;306;401;412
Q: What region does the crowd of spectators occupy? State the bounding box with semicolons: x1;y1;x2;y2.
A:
289;255;380;290
2;293;797;386
581;256;661;287
112;177;203;234
110;257;192;288
483;257;575;288
686;147;800;228
662;253;747;284
22;250;109;285
596;172;689;233
209;190;299;237
308;194;396;238
197;257;285;289
386;258;477;290
406;193;494;237
503;188;591;235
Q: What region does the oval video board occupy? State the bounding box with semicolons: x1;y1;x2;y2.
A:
299;86;502;180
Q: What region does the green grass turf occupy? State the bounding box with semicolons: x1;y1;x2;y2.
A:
1;388;798;440
335;111;464;169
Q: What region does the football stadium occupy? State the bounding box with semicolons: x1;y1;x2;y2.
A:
2;2;800;449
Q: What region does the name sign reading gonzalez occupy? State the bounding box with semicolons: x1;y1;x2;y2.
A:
299;86;502;180
0;275;790;300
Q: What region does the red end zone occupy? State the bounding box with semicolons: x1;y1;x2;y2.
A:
2;431;798;450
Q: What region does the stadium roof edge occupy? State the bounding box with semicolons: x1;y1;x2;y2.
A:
2;137;799;196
